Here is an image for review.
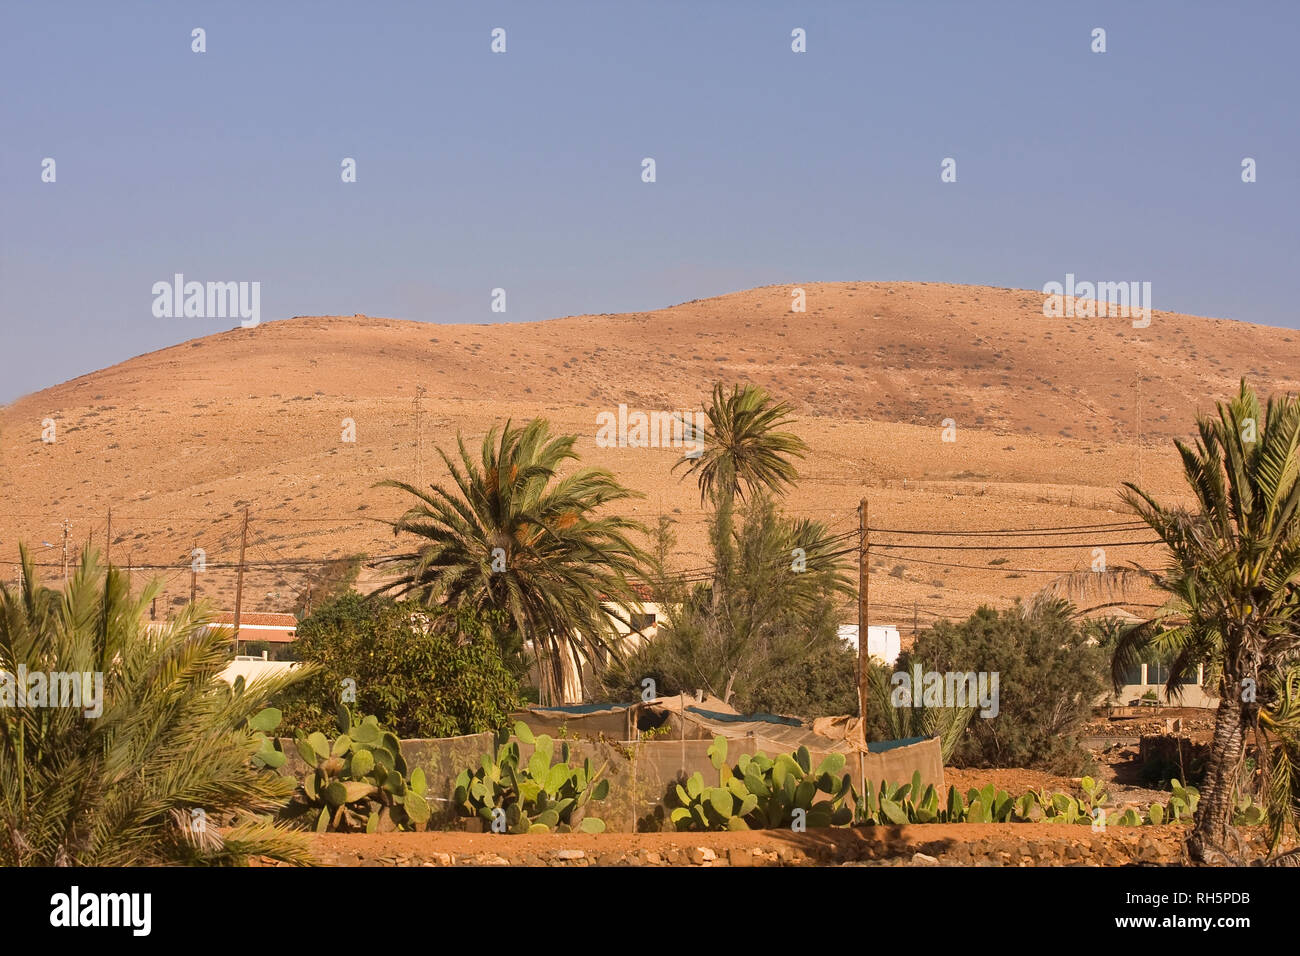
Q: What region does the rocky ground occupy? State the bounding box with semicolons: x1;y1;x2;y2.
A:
1083;708;1217;741
303;824;1283;867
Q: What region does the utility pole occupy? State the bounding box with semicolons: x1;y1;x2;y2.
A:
190;565;197;604
414;385;427;486
232;506;250;658
62;519;70;583
858;497;869;725
1136;374;1143;486
1131;373;1143;486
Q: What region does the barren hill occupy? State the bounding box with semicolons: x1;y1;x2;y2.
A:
3;281;1297;630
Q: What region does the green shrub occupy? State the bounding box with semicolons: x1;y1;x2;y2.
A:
276;593;519;738
904;600;1107;772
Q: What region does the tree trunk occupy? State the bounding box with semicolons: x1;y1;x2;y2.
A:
722;671;736;707
1188;692;1246;863
710;487;735;613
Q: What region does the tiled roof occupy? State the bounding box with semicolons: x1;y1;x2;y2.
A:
212;611;298;627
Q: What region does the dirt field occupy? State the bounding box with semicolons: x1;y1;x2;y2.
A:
4;281;1296;627
305;823;1281;867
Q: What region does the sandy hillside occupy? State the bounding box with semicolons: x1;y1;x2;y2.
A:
2;281;1297;631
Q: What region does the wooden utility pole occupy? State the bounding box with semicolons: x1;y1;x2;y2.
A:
232;506;250;657
414;385;427;486
1135;374;1143;486
858;497;869;724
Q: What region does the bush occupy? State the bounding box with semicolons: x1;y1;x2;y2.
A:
742;635;859;716
276;593;519;739
904;600;1107;773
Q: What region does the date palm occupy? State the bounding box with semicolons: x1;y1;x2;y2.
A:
599;494;854;709
0;546;313;866
372;418;649;704
675;383;808;600
1115;381;1300;863
674;383;808;507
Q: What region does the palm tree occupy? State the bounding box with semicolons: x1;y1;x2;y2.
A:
371;418;650;704
864;659;974;763
0;546;313;866
674;383;809;600
1115;381;1300;863
674;383;808;507
1254;664;1300;857
603;495;853;708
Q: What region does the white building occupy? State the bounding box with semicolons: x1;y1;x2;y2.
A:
527;598;664;705
836;624;901;666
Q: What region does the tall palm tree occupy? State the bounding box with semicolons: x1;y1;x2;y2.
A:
601;494;854;708
1115;381;1300;863
371;418;650;704
674;383;809;600
0;546;313;866
674;383;808;507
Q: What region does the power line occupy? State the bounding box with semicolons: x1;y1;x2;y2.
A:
868;552;1075;574
871;538;1161;552
867;520;1147;537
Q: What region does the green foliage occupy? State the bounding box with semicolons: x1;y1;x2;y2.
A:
669;736;853;831
0;547;313;866
615;384;850;716
751;635;861;718
852;773;1206;828
673;382;808;506
1116;381;1300;858
283;705;432;833
294;553;364;618
904;600;1108;773
371;418;651;704
1168;778;1201;822
604;494;854;713
1232;791;1266;827
276;593;519;739
249;707;287;771
863;659;975;763
452;722;610;833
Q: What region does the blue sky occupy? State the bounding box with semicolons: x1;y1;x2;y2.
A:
2;0;1296;402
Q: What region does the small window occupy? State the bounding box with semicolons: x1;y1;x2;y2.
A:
629;613;656;631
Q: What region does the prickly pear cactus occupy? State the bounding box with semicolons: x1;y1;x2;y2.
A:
283;704;431;833
670;737;854;831
452;721;610;833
